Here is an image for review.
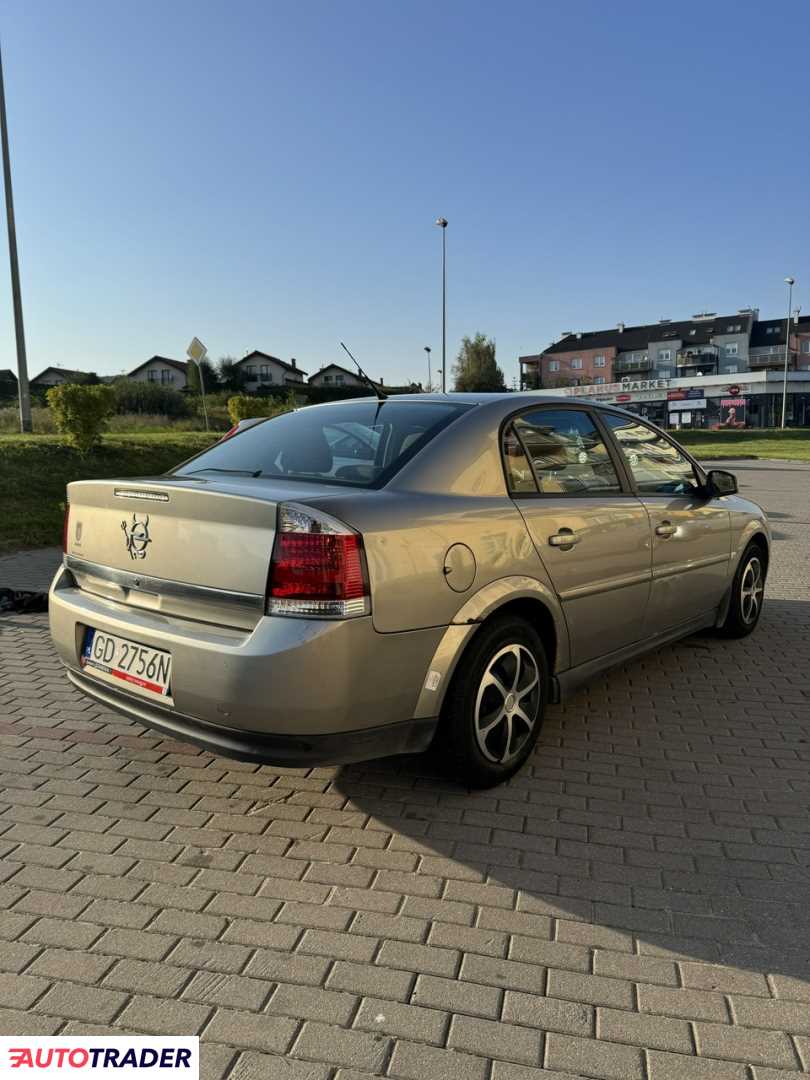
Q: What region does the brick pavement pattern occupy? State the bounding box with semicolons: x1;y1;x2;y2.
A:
1;460;808;1079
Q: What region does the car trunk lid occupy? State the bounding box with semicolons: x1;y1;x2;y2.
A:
65;475;297;629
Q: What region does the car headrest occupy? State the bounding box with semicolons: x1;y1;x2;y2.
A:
280;430;333;474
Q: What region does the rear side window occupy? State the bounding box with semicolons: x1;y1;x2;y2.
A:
174;400;468;488
508;408;621;495
502;424;538;493
601;413;701;495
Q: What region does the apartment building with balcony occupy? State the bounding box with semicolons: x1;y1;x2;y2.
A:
749;315;810;371
520;310;757;389
519;335;618;389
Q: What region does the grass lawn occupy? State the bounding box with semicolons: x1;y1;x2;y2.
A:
0;433;218;555
676;428;810;461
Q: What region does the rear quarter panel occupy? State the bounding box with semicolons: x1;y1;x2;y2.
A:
312;490;555;634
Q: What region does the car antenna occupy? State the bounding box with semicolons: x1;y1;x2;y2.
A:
340;342;388;400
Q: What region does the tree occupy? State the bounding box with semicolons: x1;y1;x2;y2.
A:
217;356;243;392
187;357;219;394
452;334;506;392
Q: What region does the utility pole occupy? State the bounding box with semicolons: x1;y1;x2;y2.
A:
435;218;447;392
0;40;31;433
781;277;795;430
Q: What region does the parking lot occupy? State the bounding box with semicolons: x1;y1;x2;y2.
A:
1;460;809;1080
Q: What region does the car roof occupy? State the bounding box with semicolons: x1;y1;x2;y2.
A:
297;392;648;426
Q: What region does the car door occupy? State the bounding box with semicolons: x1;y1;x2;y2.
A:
504;406;653;668
599;411;731;634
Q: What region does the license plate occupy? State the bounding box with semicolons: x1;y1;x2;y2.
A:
81;628;172;701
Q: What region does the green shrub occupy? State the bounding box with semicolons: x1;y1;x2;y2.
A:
110;378;192;418
46;383;116;452
227;394;263;423
227;393;297;424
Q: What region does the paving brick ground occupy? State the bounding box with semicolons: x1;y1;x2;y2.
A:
1;459;808;1079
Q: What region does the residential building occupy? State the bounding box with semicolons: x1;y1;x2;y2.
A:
308;363;368;389
0;369;18;394
29;367;91;388
521;311;758;391
749;315;810;372
127;356;189;388
234;351;307;391
520;337;617;389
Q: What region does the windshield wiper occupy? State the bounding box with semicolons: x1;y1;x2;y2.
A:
185;467;263;478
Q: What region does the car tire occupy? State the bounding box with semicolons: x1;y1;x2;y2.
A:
717;542;766;639
439;615;548;789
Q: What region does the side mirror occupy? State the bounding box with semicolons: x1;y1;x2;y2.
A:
705;469;738;497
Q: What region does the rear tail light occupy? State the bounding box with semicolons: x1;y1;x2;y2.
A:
267;503;370;619
62;503;70;554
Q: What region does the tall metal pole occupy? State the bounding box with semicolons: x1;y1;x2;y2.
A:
435;218;447;392
424;346;431;392
781;277;795;430
193;359;209;431
0;41;31;433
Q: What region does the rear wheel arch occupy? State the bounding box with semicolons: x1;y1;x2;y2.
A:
412;588;564;723
437;596;559;717
474;596;558;676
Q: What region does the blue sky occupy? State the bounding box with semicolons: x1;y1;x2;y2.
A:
2;0;809;387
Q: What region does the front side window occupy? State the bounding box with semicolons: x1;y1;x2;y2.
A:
174;400;469;488
594;375;605;384
659;368;671;379
507;409;621;495
801;340;810;354
601;413;701;495
571;357;583;370
659;349;672;363
549;360;560;372
725;343;738;356
594;354;606;367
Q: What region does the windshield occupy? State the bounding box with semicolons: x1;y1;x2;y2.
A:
173;400;469;488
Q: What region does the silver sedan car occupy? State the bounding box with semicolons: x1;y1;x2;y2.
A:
49;394;769;788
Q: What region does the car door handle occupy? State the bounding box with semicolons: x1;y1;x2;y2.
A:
655;522;677;538
548;529;580;548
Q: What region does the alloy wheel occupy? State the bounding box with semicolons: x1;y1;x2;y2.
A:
474;644;541;764
740;556;764;624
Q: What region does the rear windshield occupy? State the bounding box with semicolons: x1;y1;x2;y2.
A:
173;399;469;488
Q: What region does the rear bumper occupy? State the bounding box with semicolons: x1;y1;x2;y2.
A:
67;669;437;766
49;564;444;762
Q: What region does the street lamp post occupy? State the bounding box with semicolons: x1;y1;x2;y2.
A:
435;218;447;392
0;40;31;433
781;277;795;430
423;346;432;392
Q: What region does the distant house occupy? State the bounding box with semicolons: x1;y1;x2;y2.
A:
308;363;368;390
0;368;18;390
30;367;91;389
127;356;189;388
234;351;307;392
